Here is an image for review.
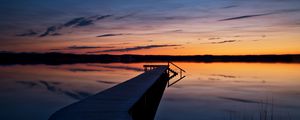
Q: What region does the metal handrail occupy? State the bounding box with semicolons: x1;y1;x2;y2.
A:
167;61;186;87
143;62;186;87
168;61;186;72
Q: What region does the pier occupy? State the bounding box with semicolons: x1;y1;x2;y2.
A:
49;62;185;120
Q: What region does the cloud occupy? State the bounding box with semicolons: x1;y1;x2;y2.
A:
67;68;104;72
272;8;300;14
67;46;114;49
97;33;127;37
219;8;300;21
63;15;112;27
97;15;113;20
64;17;86;27
18;15;113;37
40;26;62;37
16;30;38;37
222;5;238;9
88;44;181;53
96;29;184;38
115;13;135;20
208;37;221;40
219;14;270;21
75;19;93;26
51;33;62;36
106;42;131;46
50;45;114;51
205;40;239;44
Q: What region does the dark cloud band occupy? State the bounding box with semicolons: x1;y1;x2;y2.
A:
88;44;181;53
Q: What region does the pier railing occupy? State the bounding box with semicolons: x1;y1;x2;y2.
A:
143;62;186;87
167;61;186;87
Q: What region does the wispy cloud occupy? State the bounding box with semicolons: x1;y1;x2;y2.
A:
40;25;62;37
88;44;181;53
67;68;105;72
96;29;183;38
97;33;128;37
50;45;114;51
65;15;112;27
205;40;239;44
97;29;184;37
67;46;114;49
64;17;86;27
40;15;112;37
16;30;38;37
208;37;221;40
272;8;300;14
115;13;136;20
219;14;270;21
18;15;113;37
222;5;238;9
62;15;112;28
219;8;300;21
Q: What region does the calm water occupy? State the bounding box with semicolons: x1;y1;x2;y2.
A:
0;62;300;120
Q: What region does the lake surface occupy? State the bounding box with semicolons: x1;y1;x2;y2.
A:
0;62;300;120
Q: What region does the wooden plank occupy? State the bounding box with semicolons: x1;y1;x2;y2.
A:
49;66;169;120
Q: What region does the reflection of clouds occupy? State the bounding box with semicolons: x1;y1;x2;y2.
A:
16;81;39;88
164;97;178;102
88;64;143;72
218;96;260;104
16;80;92;100
210;74;238;78
232;80;266;84
39;80;58;92
169;85;184;89
204;74;266;84
208;77;221;81
96;80;118;84
49;66;112;73
67;68;105;72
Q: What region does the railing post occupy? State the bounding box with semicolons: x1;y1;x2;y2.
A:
180;70;182;78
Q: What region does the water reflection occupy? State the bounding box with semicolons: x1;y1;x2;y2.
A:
16;80;93;100
0;63;143;120
0;63;300;120
157;63;300;120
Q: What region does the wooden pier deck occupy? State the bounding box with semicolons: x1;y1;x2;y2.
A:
49;66;172;120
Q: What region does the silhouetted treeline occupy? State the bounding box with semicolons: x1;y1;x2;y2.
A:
0;52;300;65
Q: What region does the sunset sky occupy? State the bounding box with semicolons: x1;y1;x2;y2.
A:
0;0;300;55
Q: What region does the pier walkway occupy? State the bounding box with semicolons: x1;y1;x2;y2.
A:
49;63;185;120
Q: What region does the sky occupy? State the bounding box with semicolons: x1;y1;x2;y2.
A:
0;0;300;55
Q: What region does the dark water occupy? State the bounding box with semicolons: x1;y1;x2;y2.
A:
0;62;300;120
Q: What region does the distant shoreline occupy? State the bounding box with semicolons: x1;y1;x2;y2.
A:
1;52;300;65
